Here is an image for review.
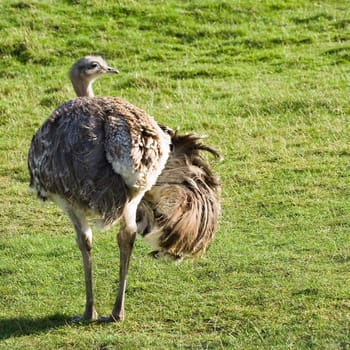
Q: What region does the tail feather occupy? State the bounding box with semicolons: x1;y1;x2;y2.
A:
138;132;221;260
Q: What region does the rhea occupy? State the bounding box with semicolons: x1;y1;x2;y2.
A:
28;56;220;322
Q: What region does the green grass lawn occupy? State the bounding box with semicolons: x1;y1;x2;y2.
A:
1;0;350;348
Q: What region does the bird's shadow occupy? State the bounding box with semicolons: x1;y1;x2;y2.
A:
0;314;72;339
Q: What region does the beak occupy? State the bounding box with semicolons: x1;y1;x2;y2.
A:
106;66;119;74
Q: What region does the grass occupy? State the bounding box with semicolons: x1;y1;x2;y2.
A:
0;0;350;348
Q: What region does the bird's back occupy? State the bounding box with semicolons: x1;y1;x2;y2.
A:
28;97;170;227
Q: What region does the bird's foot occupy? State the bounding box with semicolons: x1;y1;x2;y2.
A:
71;315;87;323
71;309;99;323
98;314;123;323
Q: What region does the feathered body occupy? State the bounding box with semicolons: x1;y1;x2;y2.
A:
29;97;220;259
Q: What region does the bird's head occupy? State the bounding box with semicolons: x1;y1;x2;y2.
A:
69;56;119;97
70;56;119;82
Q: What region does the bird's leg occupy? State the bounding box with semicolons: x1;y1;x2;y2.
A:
67;208;98;322
99;226;135;323
112;222;136;321
100;193;141;322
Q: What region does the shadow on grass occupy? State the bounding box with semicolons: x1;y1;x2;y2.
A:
0;314;71;339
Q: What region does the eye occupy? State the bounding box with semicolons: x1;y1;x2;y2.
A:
90;62;98;69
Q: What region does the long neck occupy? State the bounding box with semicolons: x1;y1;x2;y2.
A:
71;78;94;97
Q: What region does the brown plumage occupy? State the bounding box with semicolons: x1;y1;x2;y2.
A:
28;56;220;322
138;132;220;260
